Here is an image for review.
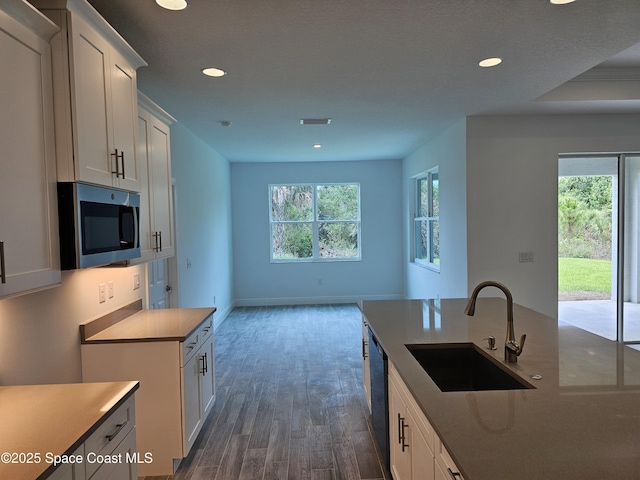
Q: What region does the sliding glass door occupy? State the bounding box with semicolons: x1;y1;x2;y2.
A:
558;154;640;345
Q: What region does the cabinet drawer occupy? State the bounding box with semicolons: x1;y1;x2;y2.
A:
181;328;200;366
84;395;135;479
199;315;214;341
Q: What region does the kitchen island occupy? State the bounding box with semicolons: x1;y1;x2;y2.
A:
360;298;640;479
0;381;138;480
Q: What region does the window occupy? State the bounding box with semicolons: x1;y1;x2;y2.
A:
413;169;439;270
270;183;361;262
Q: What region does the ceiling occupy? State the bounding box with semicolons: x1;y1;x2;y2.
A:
85;0;640;163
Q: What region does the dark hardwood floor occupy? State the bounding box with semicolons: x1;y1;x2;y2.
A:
140;304;389;480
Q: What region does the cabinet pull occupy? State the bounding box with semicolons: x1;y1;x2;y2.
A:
400;417;409;452
447;468;462;479
0;241;5;284
187;341;197;351
106;421;128;442
158;231;162;251
111;149;125;178
153;232;161;252
362;338;368;359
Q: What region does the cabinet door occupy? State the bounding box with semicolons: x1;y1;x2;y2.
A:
0;4;60;298
407;408;434;480
69;13;113;187
46;446;85;480
110;48;140;191
136;108;174;262
136;113;155;260
89;428;137;480
182;351;202;455
388;379;411;480
149;119;174;258
200;336;215;417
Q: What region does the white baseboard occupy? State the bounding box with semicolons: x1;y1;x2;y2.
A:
233;294;405;307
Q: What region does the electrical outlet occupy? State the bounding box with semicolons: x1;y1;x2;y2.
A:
99;283;106;303
108;281;114;299
519;251;534;263
133;273;140;290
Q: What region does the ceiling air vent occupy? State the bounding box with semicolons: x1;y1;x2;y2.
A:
300;118;331;125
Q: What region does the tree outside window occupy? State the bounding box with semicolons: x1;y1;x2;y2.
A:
414;169;439;270
270;183;361;262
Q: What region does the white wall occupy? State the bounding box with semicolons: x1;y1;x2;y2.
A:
231;160;404;305
466;114;640;318
170;123;234;327
0;265;145;385
403;119;469;300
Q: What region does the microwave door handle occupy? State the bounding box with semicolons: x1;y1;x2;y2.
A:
134;207;139;249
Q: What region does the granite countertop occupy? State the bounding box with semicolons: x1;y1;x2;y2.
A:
0;381;138;480
82;307;216;343
360;298;640;480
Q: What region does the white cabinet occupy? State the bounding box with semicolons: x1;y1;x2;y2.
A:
388;362;435;480
81;313;215;476
362;316;371;412
46;394;137;480
0;0;61;299
33;0;146;191
46;446;84;480
136;95;176;262
181;320;215;454
434;438;465;480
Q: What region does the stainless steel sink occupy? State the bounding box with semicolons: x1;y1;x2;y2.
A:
406;343;535;392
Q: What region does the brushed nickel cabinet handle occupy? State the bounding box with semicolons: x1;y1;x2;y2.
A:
158;231;162;252
447;468;462;479
106;421;128;441
111;149;124;178
400;417;409;452
0;241;5;284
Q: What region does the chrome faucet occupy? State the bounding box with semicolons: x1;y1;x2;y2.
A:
464;281;526;363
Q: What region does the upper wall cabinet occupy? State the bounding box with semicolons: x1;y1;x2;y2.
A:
32;0;147;192
0;0;61;299
136;94;175;262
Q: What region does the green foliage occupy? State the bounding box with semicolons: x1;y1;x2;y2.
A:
558;176;612;260
271;184;359;259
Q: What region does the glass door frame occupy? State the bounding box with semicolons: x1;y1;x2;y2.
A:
559;152;640;345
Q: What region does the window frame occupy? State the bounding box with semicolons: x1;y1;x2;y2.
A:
412;168;440;271
269;182;362;263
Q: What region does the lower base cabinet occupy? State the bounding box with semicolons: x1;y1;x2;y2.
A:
47;395;137;480
388;362;464;480
81;314;215;476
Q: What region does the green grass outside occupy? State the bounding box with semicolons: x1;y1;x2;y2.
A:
558;257;611;293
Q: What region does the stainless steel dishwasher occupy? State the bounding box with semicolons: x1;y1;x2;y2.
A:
369;327;389;471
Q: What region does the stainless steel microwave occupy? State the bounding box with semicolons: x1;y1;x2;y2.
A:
57;182;141;269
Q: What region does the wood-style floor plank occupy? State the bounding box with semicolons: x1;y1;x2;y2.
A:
139;304;389;480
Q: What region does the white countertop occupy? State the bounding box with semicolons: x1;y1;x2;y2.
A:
82;307;215;343
0;381;138;480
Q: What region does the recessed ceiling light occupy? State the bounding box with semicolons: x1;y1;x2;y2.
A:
550;0;575;4
479;57;503;68
155;0;189;11
313;144;322;149
202;67;227;77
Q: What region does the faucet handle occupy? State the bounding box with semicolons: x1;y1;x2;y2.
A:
518;333;526;353
507;334;526;355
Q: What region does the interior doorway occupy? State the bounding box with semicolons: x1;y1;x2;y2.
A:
558;154;640;344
